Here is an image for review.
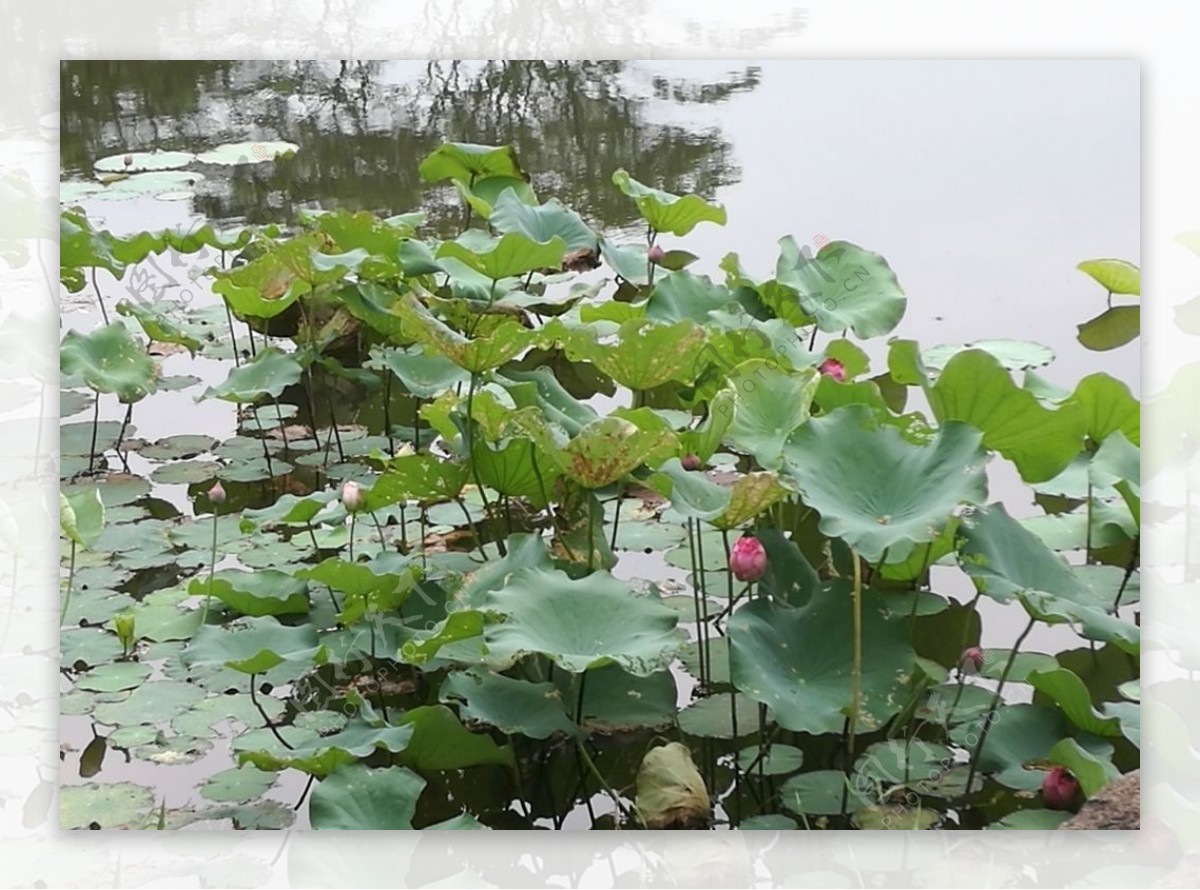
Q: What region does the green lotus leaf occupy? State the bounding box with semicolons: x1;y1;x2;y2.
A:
453;175;538;220
922;339;1055;373
645;270;743;324
635;742;710;829
483;567;681;675
782;406;987;563
1077;305;1139;351
729;584;917;736
94;149;195;173
91;679;205;728
1047;738;1120;798
239;716;415;778
471;435;554;506
723;360;820;470
202;348;303;403
1027;667;1122;737
676;693;762;739
647;459;788;530
852;806;940;831
59;209;125;284
737;744;805;776
949;703;1068;791
367;345;470;399
398;610;486;666
310;763;426;830
611;168;727;236
854;739;953;788
776;238;906;338
490;188;597;252
779;770;873;817
755;527;821;608
395;293;532;371
679;390;734;462
558;415;675;488
182;616;325;675
189;569;309;617
239;491;339;533
211;249;311;320
598;238;651;285
195;141;298;165
364;455;468;507
200;765;277;804
1072;372;1140;445
929;349;1085;483
990;809;1072;830
307;207;420;260
439;668;580;740
116;300;201;357
60;782;156;830
555;664;678;733
1104;700;1140;748
957;504;1139;652
436;230;566;281
564;318;708;391
419;142;525;184
298;557;418;625
977;649;1059;683
335;283;409;338
61;488;105;548
501;365;600;435
394;704;514;770
75;661;151;693
1077;258;1140;296
60;323;157;403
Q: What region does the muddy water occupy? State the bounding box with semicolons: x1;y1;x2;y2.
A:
59;60;1139;827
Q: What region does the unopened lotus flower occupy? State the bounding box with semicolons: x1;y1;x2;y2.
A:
1042;766;1079;810
647;244;665;265
681;453;703;471
341;480;363;513
817;357;846;382
959;646;984;675
729;534;767;582
123;153;133;168
207;481;226;504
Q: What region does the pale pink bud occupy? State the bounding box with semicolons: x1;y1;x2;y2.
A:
123;153;133;167
341;480;363;513
1042;766;1079;810
818;357;846;382
959;646;984;675
681;454;703;471
729;534;767;583
207;481;226;504
647;244;665;265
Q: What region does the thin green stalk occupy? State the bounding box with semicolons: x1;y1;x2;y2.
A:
464;372;505;557
721;529;741;823
588;497;597;573
348;513;357;562
686;519;707;686
963;616;1037;796
383;372;395;455
609;497;622;550
847;549;863;768
250;674;293;750
456;497;488;560
368;510;388;555
201;506;219;623
60;540;77;625
88;397;100;473
224;301;241;366
944;591;984;727
91;267;110;325
1113;533;1139;612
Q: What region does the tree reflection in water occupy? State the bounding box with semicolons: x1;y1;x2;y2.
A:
59;60;761;234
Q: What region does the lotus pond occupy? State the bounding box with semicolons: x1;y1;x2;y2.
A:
58;61;1140;831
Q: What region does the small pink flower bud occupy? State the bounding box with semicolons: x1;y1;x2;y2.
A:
207;481;226;504
341;480;363;513
123;153;133;167
959;646;984;675
729;534;767;583
818;357;846;382
647;244;665;265
681;454;703;471
1042;766;1079;810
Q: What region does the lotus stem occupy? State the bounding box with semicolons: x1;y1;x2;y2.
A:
348;513;357;562
369;509;388;555
964;616;1036;797
88;397;100;473
90;267;110;325
249;673;293;750
721;529;741;821
224;301;241;366
944;591;983;727
609;497;622;550
464;372;505;557
201;503;219;623
383;371;394;454
686;519;707;686
1113;533;1139;612
847;549;863;768
60;540;77;626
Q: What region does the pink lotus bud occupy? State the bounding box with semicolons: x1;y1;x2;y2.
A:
959;646;984;675
681;454;703;471
1042;766;1079;810
647;244;665;265
341;480;363;513
207;481;226;504
818;357;846;382
729;534;767;583
123;153;133;167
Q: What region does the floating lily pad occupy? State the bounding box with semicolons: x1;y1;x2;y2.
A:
140;435;219;461
91;679;206;728
60;323;158;403
182;615;325;675
738;744;804;776
190;569;310;617
779;770;873;817
195;141;299;165
199;765;277;804
151;460;221;485
439;668;578;740
94;150;196;173
852;805;940;830
310;763;425;830
677;693;761;739
75;662;151;693
60;782;155;829
922;340;1055;373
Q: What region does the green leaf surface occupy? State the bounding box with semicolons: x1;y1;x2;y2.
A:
60;323;157;403
776;238;906;338
310;764;426;830
611;168;727;236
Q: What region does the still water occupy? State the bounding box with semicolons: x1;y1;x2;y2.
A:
59;60;1140;828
